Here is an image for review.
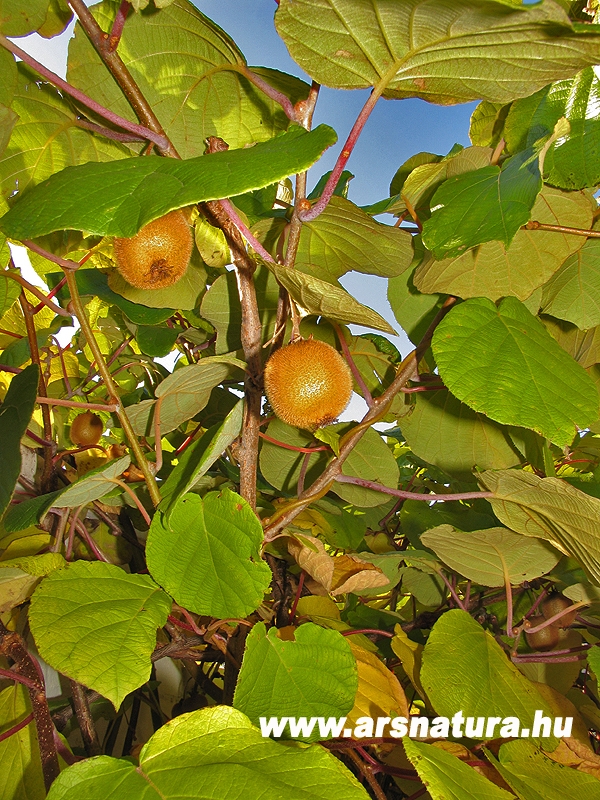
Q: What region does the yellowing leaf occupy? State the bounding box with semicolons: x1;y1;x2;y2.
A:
391;624;426;702
346;642;409;728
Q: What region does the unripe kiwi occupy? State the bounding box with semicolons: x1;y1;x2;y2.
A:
541;593;577;628
264;338;353;431
113;209;193;289
70;412;103;447
525;615;560;652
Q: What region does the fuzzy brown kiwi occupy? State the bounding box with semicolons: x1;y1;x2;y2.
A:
524;616;561;652
113;209;193;290
70;412;103;447
541;593;578;628
264;338;353;431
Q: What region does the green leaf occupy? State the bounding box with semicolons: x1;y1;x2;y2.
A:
233;622;357;742
146;490;271;618
275;0;600;104
505;67;600;190
0;567;42;613
49;269;175;326
0;272;20;318
200;265;281;354
469;100;511;148
414;187;594;301
29;560;171;709
0;684;45;800
388;264;444;346
259;418;330;494
479;469;600;586
3;490;62;533
46;706;371;800
159;399;244;519
0;364;39;518
0;0;49;35
194;215;230;269
125;358;241;436
0;46;17;109
432;297;599;446
0;552;65;576
0;63;130;204
135;324;179;358
398;389;531;479
420;525;560;586
489;740;600;800
51;455;130;509
67;0;309;158
37;0;73;38
263;261;396;334
541;238;600;329
404;739;514;800
422;148;542;259
292;196;413;282
334;426;400;508
107;257;207;312
1;124;336;240
420;609;556;744
542;315;600;369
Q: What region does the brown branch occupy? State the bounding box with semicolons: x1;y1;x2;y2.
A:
524;220;600;237
7;273;70;317
67;0;179;158
69;680;102;756
0;623;60;791
344;748;387;800
203;137;262;511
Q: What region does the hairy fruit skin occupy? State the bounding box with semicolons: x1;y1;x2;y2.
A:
70;412;103;447
525;616;561;652
264;338;353;431
113;209;193;289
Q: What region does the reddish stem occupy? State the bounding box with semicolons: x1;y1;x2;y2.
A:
219;198;276;263
0;35;168;149
333;322;373;406
109;0;130;50
334;473;492;503
289;571;305;621
259;432;329;453
340;629;394;638
0;712;34;743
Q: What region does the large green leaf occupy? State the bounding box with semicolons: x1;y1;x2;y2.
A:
0;124;337;240
159;399;244;519
420;609;556;744
0;684;45;800
28;560;171;709
421;148;542;259
432;297;599;446
67;0;309;158
541;238;600;330
125;357;241;436
490;740;600;800
404;739;514;800
0;48;17;110
233;622;357;742
398;389;529;479
0;63;130;205
415;187;594;300
264;261;396;334
292;196;413;281
420;524;560;586
275;0;600;104
0;0;49;35
0;364;39;518
479;469;600;586
388;264;444;345
46;706;370;800
146;490;271;618
504;67;600;190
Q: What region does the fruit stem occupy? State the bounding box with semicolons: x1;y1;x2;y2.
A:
64;270;162;508
333;322;374;406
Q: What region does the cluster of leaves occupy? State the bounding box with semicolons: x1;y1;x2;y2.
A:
4;0;600;798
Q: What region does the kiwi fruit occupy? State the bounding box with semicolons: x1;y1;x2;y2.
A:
70;412;103;447
524;615;561;651
264;338;353;431
113;209;193;289
541;593;578;628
